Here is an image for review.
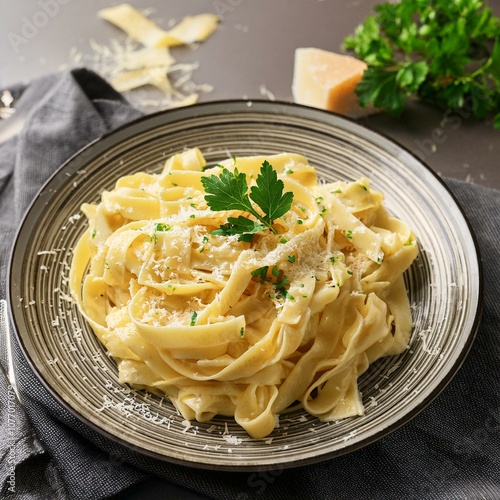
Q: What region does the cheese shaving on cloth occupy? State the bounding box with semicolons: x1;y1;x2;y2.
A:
70;149;418;439
98;4;219;47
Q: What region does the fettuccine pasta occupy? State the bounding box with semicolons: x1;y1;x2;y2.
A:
70;149;418;438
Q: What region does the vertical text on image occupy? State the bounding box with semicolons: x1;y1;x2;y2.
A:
6;384;17;493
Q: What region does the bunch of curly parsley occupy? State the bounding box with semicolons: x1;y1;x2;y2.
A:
343;0;500;128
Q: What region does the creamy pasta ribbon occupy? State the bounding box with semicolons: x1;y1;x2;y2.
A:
70;149;418;438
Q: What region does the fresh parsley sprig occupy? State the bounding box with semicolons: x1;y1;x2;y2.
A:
343;0;500;128
201;160;294;241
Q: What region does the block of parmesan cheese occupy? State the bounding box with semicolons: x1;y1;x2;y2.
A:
292;48;374;118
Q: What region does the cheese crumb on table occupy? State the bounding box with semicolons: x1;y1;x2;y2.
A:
292;47;376;118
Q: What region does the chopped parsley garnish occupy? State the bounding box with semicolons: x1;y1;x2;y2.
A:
156;223;171;232
346;230;353;239
274;275;291;299
153;222;172;244
288;255;296;263
198;235;209;252
190;311;197;326
251;266;269;282
250;265;293;300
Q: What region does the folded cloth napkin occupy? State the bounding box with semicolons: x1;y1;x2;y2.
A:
0;69;499;500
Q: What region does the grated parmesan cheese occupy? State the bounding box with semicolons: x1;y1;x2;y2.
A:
223;434;242;445
342;430;357;442
259;84;276;101
418;330;441;355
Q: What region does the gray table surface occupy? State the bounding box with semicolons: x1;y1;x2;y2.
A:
1;1;499;498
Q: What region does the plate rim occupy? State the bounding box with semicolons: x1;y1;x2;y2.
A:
7;99;484;470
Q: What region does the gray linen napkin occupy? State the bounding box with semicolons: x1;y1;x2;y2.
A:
0;69;498;500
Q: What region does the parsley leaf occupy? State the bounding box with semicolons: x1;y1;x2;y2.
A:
201;168;253;213
249;161;294;226
356;66;407;115
210;216;265;242
202;161;294;239
344;0;500;127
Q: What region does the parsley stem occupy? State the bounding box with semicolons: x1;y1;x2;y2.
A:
246;208;278;234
